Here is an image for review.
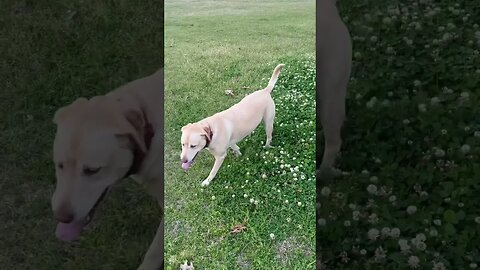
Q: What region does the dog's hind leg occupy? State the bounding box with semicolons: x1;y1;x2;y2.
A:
230;144;242;156
263;103;275;147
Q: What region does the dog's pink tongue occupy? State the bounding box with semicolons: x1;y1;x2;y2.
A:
55;221;84;242
182;161;192;170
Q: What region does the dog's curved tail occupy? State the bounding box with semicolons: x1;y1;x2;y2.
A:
264;64;285;93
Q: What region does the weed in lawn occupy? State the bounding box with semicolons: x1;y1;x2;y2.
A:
317;0;480;269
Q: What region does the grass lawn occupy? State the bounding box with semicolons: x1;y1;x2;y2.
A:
164;0;315;269
0;1;163;269
317;0;480;269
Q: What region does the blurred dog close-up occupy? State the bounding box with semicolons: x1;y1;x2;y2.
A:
51;69;164;270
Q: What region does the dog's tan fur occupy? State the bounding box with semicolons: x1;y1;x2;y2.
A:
51;69;164;270
317;0;352;178
180;64;284;187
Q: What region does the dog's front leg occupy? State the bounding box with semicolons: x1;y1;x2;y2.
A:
137;218;164;270
201;152;226;187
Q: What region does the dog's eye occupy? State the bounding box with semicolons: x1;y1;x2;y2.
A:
190;145;196;148
83;166;101;176
182;143;185;147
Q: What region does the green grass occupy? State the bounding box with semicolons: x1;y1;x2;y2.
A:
0;1;163;269
317;0;480;269
164;0;315;269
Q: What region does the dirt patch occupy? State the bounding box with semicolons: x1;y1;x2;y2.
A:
276;236;313;266
236;252;250;270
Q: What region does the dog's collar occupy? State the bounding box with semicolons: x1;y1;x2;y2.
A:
126;113;154;176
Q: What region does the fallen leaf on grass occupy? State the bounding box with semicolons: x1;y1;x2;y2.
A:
230;223;247;234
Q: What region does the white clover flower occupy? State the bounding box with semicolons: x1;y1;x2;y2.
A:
398;239;409;248
434;219;442;226
297;202;302;207
441;129;448;135
354;52;362;59
211;195;216;200
269;233;275;240
373;246;386;263
370;176;379;182
408;256;420;268
390;227;401;238
470;262;478;269
418;103;427;112
474;216;480;224
381;227;391;237
416;233;426;242
429;228;438;237
416;241;427;251
434;148;446;157
284;199;288;204
254;200;259;205
232;194;235;198
262;173;267;179
403;119;411;124
475;131;480;137
244;193;248;198
461;144;471;154
389;195;397;202
344;220;351;227
366;97;377;108
367;184;378;194
286;217;291;223
368;228;380;240
433;261;446;270
321;187;331;196
461;91;470;98
407;205;417;215
368;213;379;224
249;198;254;203
352;210;361;221
431;96;440;104
318;218;326;226
370;36;378;42
414;80;422;87
348;203;357;210
360;249;367;255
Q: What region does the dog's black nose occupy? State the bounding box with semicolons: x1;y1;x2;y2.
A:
181;157;188;163
53;208;74;223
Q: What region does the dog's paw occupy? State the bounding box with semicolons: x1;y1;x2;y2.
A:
201;179;211;187
234;151;242;157
263;144;274;149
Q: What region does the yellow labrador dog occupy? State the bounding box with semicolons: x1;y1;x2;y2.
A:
51;69;164;270
180;64;284;187
317;0;352;178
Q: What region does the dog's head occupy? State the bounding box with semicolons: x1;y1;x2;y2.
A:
51;96;148;241
179;122;211;170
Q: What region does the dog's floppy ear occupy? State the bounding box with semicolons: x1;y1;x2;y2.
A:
202;124;212;142
116;109;147;153
53;98;88;124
